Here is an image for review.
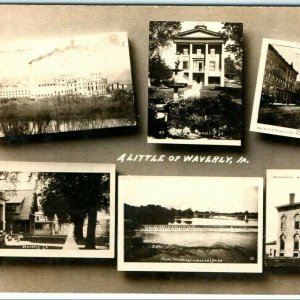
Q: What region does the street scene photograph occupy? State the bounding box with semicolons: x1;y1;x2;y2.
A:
148;21;243;146
0;163;115;258
251;39;300;139
118;176;263;273
0;32;136;138
265;170;300;268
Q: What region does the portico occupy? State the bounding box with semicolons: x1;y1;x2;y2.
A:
174;25;225;87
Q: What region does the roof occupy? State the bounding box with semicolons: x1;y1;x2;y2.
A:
174;26;224;44
5;190;35;220
276;201;300;211
0;192;8;202
268;44;299;75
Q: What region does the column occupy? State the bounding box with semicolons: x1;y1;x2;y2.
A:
189;43;193;83
2;203;5;231
220;43;225;87
204;43;209;86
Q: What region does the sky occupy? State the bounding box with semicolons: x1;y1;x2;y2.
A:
273;43;300;81
120;176;258;213
159;21;233;68
0;172;36;191
266;170;300;243
0;32;132;86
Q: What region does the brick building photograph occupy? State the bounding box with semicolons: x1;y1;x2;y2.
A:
251;39;300;139
266;170;300;268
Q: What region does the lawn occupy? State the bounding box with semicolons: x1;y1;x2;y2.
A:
258;105;300;129
0;91;136;137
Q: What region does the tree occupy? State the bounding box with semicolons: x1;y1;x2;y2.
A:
37;172;110;249
224;56;241;80
149;55;172;84
149;22;181;84
149;21;182;58
220;23;243;69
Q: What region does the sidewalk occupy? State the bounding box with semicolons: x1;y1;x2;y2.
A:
63;224;80;251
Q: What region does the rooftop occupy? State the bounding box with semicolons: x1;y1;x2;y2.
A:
276;201;300;210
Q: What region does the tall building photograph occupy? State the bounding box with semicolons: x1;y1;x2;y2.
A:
251;39;300;139
0;32;136;138
148;21;243;146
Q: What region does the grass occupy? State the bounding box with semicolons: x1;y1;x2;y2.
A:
258;105;300;129
0;91;136;136
20;235;67;244
74;235;109;247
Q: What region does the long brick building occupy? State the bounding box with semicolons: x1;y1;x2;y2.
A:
262;44;298;104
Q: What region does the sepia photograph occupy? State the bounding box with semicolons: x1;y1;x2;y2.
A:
251;39;300;139
148;21;243;146
0;162;115;258
265;169;300;268
0;32;136;138
118;176;263;272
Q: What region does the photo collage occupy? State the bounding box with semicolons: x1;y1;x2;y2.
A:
1;16;300;278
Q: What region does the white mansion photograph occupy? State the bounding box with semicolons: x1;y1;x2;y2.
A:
148;21;243;146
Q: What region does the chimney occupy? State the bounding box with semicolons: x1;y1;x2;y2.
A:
290;193;295;204
195;25;207;30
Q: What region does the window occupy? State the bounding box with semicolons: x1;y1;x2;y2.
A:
35;223;43;230
209;61;216;71
281;215;286;230
183;61;189;70
294;234;299;250
280;234;286;251
6;204;17;213
295;214;300;229
293;253;298;257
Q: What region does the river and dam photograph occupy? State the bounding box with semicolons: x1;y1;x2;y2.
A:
118;175;263;273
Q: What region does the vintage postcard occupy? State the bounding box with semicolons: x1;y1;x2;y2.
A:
266;170;300;267
0;32;136;138
250;38;300;139
0;161;115;258
147;21;243;146
118;176;263;272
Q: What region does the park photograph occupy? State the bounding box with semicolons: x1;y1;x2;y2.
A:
0;32;136;139
0;162;115;258
148;21;243;146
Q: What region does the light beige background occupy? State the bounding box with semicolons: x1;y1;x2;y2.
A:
0;5;300;294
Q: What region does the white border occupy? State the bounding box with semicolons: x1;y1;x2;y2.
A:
147;137;241;146
250;38;300;139
0;161;115;258
117;176;263;273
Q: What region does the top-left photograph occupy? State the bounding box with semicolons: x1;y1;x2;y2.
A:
0;32;136;138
